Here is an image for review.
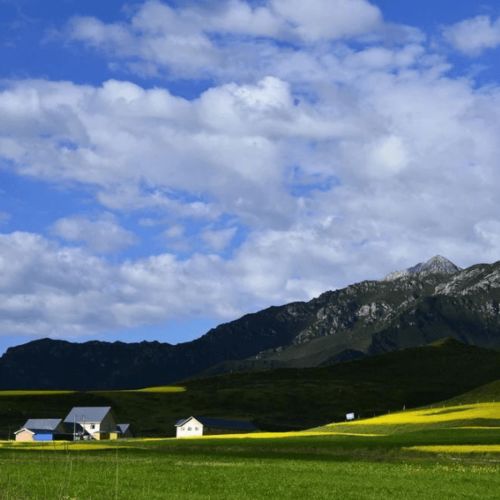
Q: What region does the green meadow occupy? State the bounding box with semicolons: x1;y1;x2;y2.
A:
0;426;498;499
0;385;499;500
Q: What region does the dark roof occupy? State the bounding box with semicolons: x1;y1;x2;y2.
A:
64;407;112;424
175;417;190;427
117;423;130;434
22;419;62;432
175;416;256;431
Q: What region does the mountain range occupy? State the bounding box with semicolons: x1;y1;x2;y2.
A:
0;255;499;390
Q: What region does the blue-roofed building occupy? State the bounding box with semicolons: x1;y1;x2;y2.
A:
14;418;64;442
175;416;256;438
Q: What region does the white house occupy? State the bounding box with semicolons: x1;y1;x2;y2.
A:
64;407;118;440
175;416;256;438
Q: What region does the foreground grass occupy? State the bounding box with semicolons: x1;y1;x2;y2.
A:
0;429;499;500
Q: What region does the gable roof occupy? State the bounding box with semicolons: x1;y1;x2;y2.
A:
22;419;62;432
175;416;256;431
14;428;35;435
64;407;112;424
175;417;192;427
116;423;130;434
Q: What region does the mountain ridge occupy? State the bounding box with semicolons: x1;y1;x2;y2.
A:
383;255;461;281
0;256;499;389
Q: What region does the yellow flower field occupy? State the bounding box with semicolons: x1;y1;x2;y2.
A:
0;390;76;396
123;385;187;393
197;430;384;439
341;402;500;427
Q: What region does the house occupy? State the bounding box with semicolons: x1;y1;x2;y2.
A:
14;419;64;442
175;416;256;438
64;407;119;440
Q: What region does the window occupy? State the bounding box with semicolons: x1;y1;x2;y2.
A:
90;424;95;430
188;427;192;431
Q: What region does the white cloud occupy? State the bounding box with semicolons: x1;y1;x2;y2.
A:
474;220;500;254
63;0;387;79
0;77;327;229
201;227;237;252
51;213;136;253
164;225;184;240
443;15;500;56
366;135;409;177
270;0;382;42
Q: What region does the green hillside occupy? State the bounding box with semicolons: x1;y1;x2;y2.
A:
0;340;498;438
444;380;500;405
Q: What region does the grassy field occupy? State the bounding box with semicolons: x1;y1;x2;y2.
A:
0;384;498;499
0;426;498;499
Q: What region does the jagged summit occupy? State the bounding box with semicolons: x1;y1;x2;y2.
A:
383;255;461;281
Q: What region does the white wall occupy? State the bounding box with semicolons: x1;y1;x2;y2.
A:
176;418;204;438
74;411;117;439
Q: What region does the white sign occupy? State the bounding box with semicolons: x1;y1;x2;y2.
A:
345;412;355;421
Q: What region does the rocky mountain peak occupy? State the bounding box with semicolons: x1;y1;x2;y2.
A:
383;255;461;281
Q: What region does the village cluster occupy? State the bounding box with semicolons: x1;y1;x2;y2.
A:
14;407;132;442
14;406;257;441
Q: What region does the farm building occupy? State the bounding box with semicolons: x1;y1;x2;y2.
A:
64;406;130;440
175;416;256;438
116;423;133;438
14;419;65;442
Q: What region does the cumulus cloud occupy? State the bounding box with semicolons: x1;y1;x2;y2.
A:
0;76;331;229
270;0;382;42
64;0;387;79
51;213;136;253
443;15;500;56
201;227;237;252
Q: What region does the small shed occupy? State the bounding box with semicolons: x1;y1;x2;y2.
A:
14;419;64;442
116;423;132;438
175;416;256;438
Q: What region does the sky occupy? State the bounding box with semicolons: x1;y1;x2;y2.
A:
1;0;500;354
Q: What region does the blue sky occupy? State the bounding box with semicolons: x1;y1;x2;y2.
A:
2;0;500;354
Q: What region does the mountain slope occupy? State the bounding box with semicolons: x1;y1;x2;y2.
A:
0;256;499;389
